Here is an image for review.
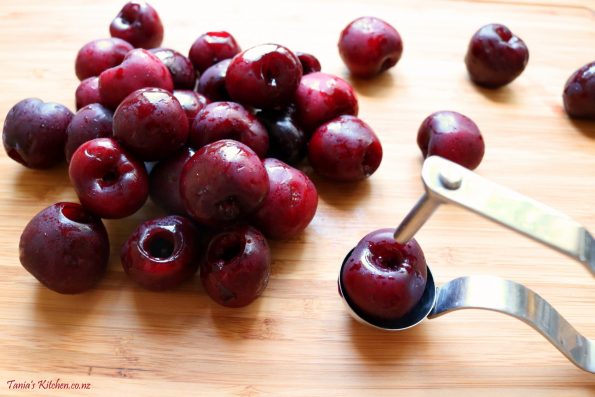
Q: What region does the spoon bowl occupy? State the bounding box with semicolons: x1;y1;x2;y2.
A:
338;248;437;331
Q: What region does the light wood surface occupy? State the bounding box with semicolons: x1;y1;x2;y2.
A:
1;0;595;395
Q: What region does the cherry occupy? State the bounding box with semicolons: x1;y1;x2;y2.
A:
68;138;149;219
98;48;174;110
257;109;307;165
65;103;113;162
308;115;382;181
188;31;241;74
3;98;73;169
417;110;485;170
341;228;427;322
113;88;189;161
465;24;529;88
189;102;268;158
201;225;271;307
75;38;133;80
109;1;163;49
75;77;102;110
252;158;318;240
294;72;358;133
149;146;194;215
196;59;231;102
563;61;595;119
338;17;403;79
295;51;321;75
121;215;200;291
173;90;209;124
180;140;269;228
225;44;303;109
150;48;196;89
19;202;109;294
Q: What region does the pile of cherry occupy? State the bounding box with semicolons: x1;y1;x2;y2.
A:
3;2;595;319
3;1;381;308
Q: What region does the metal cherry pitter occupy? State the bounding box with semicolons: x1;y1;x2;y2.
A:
338;156;595;373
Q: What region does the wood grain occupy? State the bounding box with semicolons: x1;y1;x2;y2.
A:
1;0;594;395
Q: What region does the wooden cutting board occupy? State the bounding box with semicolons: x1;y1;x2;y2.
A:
1;0;594;395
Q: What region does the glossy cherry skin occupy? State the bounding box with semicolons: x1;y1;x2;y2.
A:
563;61;595;119
417;111;485;170
189;102;268;157
257;109;306;165
19;202;109;294
188;31;241;74
201;225;271;307
75;77;102;110
308;115;382;181
150;48;196;89
65;103;113;162
295;52;321;75
180;140;269;228
121;215;200;291
197;59;231;102
3;98;73;169
338;17;403;79
252;159;318;240
341;228;427;322
149;146;194;215
69;138;149;219
98;48;174;109
173;90;209;123
113;88;189;161
294;72;359;133
226;44;303;109
465;24;529;88
75;38;133;80
109;1;163;49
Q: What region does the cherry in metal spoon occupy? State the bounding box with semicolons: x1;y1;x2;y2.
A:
339;156;595;373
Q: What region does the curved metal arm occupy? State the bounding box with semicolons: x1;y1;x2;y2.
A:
429;275;595;373
394;156;595;276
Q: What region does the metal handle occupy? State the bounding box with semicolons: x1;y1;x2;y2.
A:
394;156;595;275
430;275;594;373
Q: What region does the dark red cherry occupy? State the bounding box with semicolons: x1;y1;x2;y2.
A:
150;48;196;89
98;48;174;109
341;228;427;322
75;77;102;110
338;17;403;78
173;90;209;124
69;138;149;219
188;31;241;74
180;140;269;227
563;61;595;119
19;202;109;294
65;103;113;162
201;225;271;307
308;115;382;181
121;215;200;291
109;1;164;49
189;102;268;158
464;23;529;88
112;88;189;161
252;158;318;240
294;72;358;133
295;52;321;75
417;111;485;170
196;59;231;102
75;37;133;80
225;44;303;109
149;146;195;215
2;98;73;169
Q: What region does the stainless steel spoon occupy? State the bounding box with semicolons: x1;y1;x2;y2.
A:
338;156;595;373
